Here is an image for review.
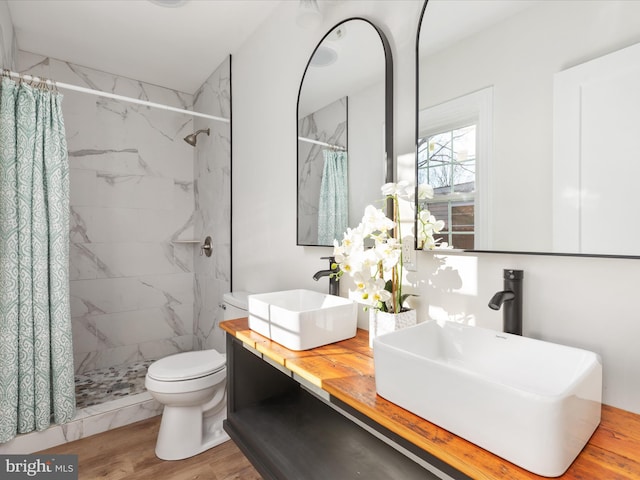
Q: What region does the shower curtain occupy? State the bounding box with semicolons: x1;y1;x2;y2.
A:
0;77;75;443
317;149;348;245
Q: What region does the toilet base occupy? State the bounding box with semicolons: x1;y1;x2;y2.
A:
154;404;230;461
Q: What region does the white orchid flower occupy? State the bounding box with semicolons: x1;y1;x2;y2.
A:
364;277;391;306
333;182;444;313
335;226;365;258
395;180;413;200
418;183;434;200
433;219;445;233
418;209;430;221
381;181;412;200
418;209;444;233
353;272;368;292
361;247;382;272
380;182;396;196
361;205;394;235
421;235;437;250
376;238;401;271
417;205;447;249
338;253;362;277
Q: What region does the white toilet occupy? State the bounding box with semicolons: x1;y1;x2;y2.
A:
145;292;249;460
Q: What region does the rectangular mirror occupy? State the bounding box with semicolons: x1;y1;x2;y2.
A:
417;0;640;256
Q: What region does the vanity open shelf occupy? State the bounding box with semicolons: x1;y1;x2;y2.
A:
224;335;437;480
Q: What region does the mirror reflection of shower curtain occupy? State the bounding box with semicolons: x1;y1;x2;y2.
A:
317;149;348;244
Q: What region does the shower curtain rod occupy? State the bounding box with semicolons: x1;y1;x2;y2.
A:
4;70;229;123
298;136;346;151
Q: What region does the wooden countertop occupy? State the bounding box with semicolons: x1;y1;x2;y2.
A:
220;319;640;480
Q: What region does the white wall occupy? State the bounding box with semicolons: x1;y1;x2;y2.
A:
233;0;640;414
0;1;15;69
233;0;420;292
348;80;386;227
0;4;12;69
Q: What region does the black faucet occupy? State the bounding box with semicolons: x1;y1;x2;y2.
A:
313;256;340;296
488;269;524;335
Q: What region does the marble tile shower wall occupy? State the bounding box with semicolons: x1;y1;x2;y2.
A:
17;51;197;373
193;56;231;353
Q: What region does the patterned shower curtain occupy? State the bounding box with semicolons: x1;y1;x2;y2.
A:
0;76;75;443
317;149;348;245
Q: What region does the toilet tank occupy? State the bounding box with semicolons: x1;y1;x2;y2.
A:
223;292;249;320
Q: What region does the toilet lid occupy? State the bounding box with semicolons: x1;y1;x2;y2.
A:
147;350;226;381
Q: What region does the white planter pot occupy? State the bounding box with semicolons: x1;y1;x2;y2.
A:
368;309;417;348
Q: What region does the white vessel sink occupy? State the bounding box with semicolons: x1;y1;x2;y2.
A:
373;321;602;477
248;289;358;351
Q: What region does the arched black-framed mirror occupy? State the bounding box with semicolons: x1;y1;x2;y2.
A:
297;17;393;247
416;0;640;258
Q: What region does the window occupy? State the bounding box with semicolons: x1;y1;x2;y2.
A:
418;125;476;249
417;87;492;249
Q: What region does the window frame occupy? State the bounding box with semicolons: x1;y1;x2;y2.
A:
417;87;493;249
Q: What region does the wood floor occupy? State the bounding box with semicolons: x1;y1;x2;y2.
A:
38;416;262;480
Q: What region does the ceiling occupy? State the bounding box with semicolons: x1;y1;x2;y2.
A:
7;0;283;94
6;0;542;95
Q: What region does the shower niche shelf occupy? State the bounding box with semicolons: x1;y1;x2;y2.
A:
172;236;213;257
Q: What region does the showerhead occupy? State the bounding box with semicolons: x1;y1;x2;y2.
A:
183;128;210;146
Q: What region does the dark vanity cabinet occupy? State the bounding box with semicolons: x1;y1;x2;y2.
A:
223;335;440;480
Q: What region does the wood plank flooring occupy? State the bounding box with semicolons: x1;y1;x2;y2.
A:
38;416;262;480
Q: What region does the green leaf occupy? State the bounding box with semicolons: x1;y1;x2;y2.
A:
384;279;393;293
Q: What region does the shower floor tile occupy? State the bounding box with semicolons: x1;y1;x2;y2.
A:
75;360;154;410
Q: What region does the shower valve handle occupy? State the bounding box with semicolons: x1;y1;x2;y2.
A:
200;236;213;257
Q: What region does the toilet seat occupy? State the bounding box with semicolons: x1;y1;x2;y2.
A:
145;350;227;395
147;350;225;382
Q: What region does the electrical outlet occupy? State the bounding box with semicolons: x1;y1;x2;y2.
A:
402;240;417;272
